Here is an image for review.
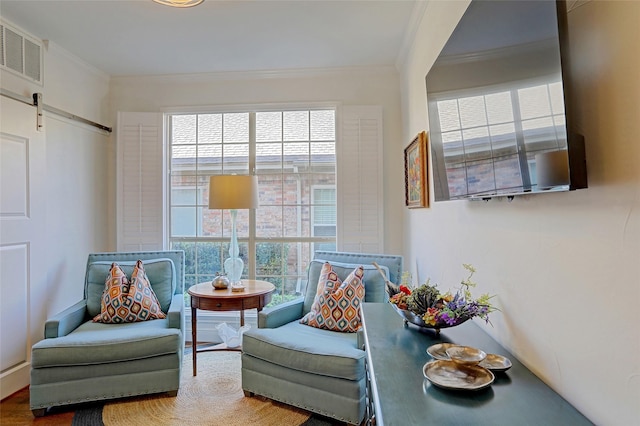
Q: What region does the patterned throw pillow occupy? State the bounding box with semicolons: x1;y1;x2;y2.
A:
300;262;365;332
93;261;166;324
93;263;131;323
125;260;166;322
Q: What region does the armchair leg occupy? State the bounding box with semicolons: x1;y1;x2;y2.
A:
31;408;47;417
243;390;254;397
166;390;178;397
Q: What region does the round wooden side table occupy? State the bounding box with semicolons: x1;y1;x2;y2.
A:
188;279;275;376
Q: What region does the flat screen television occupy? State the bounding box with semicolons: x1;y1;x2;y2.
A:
426;0;587;201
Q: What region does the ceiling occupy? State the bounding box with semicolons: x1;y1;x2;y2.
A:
0;0;418;77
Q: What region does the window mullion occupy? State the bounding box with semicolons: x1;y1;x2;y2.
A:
280;112;285;286
195;117;200;238
248;112;256;279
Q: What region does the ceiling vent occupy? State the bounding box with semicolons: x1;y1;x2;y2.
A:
0;20;43;85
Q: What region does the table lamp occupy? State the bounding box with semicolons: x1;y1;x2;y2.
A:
208;175;258;288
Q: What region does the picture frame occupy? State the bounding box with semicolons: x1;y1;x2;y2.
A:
404;131;428;208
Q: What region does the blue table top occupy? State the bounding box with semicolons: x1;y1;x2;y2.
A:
361;303;593;426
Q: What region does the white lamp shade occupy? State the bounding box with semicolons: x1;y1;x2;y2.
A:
535;150;570;189
208;175;259;210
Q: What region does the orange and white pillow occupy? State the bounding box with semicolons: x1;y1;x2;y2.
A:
93;260;166;324
300;262;365;332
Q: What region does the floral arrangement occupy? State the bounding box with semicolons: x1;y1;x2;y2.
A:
388;264;496;328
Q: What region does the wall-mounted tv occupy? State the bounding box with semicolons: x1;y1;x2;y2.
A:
426;0;587;201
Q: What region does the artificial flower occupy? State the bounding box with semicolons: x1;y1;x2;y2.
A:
388;264;496;328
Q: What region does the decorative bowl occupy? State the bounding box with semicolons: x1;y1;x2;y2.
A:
479;353;512;372
445;345;487;366
426;343;460;360
423;360;494;391
390;304;470;335
212;272;230;290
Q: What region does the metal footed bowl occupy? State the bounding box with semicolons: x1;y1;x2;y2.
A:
390;303;470;335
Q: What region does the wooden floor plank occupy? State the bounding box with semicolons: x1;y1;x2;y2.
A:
1;387;77;426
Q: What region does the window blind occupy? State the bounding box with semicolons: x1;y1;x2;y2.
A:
338;106;384;253
116;112;165;251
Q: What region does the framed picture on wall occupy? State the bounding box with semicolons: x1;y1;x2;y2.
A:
404;131;428;208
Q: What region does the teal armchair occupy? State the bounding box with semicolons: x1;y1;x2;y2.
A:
241;251;403;425
29;251;185;416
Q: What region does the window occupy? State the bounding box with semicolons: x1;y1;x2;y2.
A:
311;186;337;252
171;187;203;237
168;109;337;305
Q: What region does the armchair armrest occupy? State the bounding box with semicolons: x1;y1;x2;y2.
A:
258;298;304;328
357;329;366;351
44;300;87;339
167;293;184;330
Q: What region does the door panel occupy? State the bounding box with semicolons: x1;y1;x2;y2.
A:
0;244;29;370
0;97;46;399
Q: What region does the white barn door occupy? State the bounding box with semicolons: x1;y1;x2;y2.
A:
0;97;47;398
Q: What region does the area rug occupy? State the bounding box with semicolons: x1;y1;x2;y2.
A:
0;351;339;426
100;351;312;426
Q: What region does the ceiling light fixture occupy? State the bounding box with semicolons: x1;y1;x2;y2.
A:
152;0;204;7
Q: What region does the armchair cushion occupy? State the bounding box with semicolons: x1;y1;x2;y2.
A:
242;321;365;380
300;263;365;332
32;319;180;368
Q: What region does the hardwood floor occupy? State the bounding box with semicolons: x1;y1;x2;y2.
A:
1;346;198;425
0;387;75;425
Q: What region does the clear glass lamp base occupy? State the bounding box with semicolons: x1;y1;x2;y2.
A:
224;256;244;284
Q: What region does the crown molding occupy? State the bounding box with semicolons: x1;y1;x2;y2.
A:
433;38;557;67
44;40;110;82
111;65;398;84
395;0;430;71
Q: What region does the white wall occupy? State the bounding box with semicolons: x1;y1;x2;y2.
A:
399;1;639;425
109;68;405;255
1;39;112;317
